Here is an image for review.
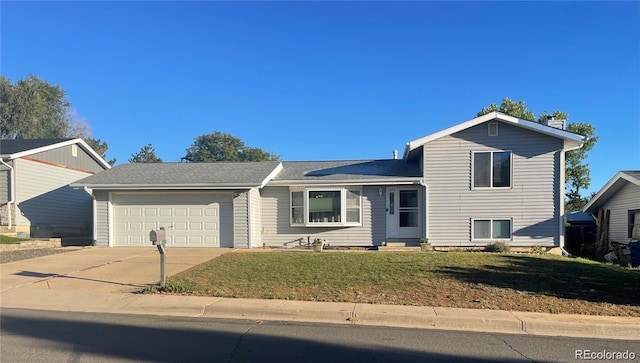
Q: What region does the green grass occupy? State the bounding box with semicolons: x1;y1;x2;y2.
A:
166;251;640;317
0;235;30;244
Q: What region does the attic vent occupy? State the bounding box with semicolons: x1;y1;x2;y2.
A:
71;144;78;157
488;122;498;136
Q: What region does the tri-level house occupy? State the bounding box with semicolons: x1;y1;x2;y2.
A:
0;138;111;240
72;112;585;249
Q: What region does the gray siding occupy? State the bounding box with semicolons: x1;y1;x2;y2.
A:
217;193;234;247
0;161;11;204
249;187;262;248
233;191;249;249
29;144;106;173
260;185;385;247
601;182;640;242
423;121;562;247
14;158;93;236
94;190;110;246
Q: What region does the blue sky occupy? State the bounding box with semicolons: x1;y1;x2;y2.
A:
2;1;638;195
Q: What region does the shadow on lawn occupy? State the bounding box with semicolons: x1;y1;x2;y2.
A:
435;255;640;307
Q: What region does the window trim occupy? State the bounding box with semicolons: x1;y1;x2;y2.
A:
628;209;640;239
290;187;363;227
471;150;513;189
471;218;513;241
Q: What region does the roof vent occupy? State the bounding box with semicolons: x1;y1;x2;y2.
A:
393;150;398;160
544;116;566;130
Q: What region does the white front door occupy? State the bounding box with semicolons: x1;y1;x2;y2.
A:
386;187;420;239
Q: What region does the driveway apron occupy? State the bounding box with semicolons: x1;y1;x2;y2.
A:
1;247;231;293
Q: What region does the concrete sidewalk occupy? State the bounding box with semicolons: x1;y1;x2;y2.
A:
1;247;639;340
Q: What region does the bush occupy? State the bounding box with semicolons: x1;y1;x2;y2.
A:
530;246;546;255
484;241;510;253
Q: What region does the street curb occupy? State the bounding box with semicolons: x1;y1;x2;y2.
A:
2;289;638;340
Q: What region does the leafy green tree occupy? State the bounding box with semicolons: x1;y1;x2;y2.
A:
182;132;279;162
0;75;116;166
85;138;116;166
477;98;598;211
129;144;163;163
477;98;535;121
1;75;71;139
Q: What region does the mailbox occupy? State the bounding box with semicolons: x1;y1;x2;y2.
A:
150;227;167;288
150;227;166;245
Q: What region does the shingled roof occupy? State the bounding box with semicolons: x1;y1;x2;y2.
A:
271;160;422;184
72;162;283;189
0;138;74;155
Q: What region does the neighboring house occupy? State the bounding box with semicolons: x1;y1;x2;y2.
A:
72;112;585;248
583;171;640;243
0;138;111;239
565;211;597;258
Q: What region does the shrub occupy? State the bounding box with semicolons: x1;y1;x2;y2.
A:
530;246;546;255
484;241;510;253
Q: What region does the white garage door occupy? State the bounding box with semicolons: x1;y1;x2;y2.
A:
113;193;228;247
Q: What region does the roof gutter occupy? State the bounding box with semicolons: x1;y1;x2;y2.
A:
268;178;423;186
70;183;262;190
0;157;15;229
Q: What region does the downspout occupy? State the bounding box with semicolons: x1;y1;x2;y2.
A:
0;157;15;229
247;189;251;249
559;150;566;252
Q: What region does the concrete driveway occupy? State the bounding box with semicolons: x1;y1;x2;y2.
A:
1;247;231;293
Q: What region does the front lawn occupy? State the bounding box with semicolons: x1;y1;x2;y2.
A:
0;235;29;244
165;251;640;317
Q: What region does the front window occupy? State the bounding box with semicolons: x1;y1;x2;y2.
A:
472;219;512;240
291;188;362;227
309;191;341;223
473;151;511;188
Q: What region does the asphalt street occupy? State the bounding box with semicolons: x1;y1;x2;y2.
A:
2;308;638;363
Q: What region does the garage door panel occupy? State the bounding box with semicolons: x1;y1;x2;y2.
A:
129;222;144;231
205;223;217;231
173;222;187;231
144;208;157;217
189;236;203;245
134;235;146;244
113;193;224;247
129;208;143;217
205;236;218;244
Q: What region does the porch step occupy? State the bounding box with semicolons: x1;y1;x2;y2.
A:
385;241;419;247
378;246;421;252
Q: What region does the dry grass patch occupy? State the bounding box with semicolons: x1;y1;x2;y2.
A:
165;251;640;317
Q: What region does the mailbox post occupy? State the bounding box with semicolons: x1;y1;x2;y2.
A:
149;227;167;288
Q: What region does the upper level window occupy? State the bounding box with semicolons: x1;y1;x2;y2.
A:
473;151;512;188
291;188;362;227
